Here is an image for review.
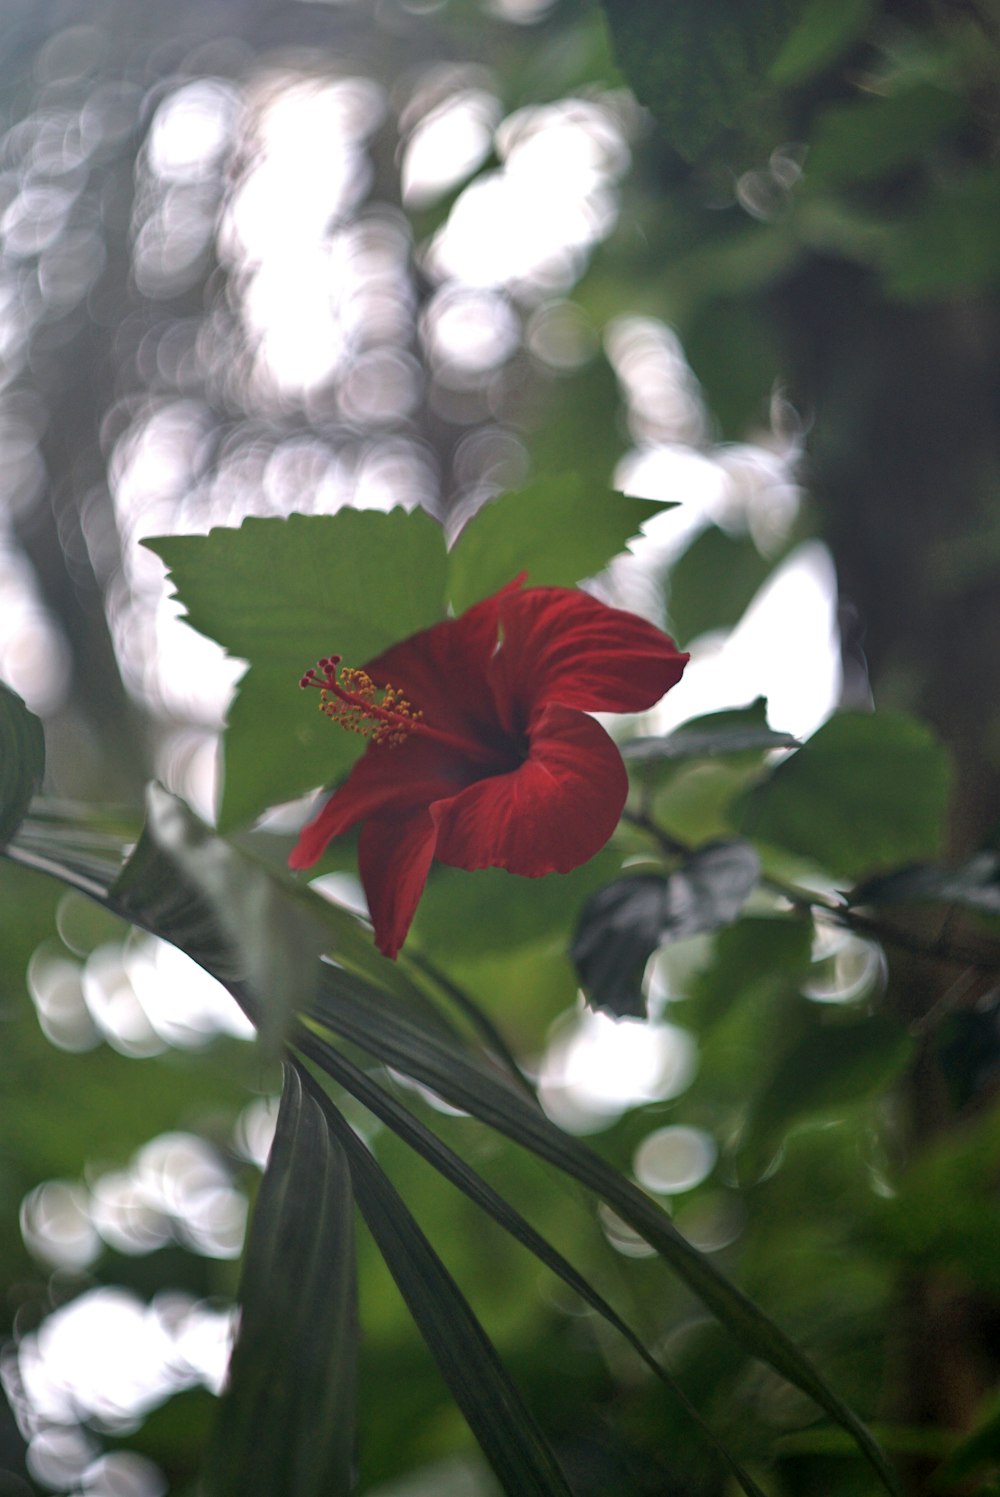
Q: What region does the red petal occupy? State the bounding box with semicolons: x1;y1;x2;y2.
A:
359;808;439;958
288;737;466;870
365;579;524;743
490;587;688;730
432;704;627;876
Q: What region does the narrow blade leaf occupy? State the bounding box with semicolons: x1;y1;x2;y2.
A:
297;1030;769;1497
205;1063;358;1497
307;967;899;1495
301;1067;574;1497
0;682;45;850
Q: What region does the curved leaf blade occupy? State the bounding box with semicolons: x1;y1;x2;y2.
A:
307;966;900;1496
205;1064;358;1497
297;1030;769;1497
300;1067;574;1497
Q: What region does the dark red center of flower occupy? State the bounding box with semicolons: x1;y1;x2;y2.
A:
300;655;514;771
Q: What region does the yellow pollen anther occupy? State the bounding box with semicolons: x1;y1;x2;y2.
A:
302;657;422;747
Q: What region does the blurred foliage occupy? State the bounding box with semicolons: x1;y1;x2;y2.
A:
0;0;999;1495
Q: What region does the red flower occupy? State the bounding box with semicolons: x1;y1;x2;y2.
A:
290;579;688;958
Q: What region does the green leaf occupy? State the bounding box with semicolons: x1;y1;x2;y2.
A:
412;850;622;958
624;697;798;783
297;1031;769;1497
446;475;665;614
850;853;1000;916
572;873;670;1018
740;1009;913;1175
144;510;448;829
880;166;1000;299
599;0;804;159
687;916;814;1031
305;1068;574;1497
875;1108;1000;1296
306;965;900;1495
572;841;760;1017
805;84;966;190
769;0;873;84
738;711;952;879
0;682;45;850
204;1064;358;1497
934;1389;1000;1486
667;525;774;644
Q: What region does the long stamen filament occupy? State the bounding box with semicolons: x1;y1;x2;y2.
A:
300;656;509;768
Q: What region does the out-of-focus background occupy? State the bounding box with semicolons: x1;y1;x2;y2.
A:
2;0;999;1492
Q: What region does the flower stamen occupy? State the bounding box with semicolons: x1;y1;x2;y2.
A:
300;653;513;769
301;656;422;747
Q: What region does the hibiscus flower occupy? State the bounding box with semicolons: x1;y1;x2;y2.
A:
289;578;688;958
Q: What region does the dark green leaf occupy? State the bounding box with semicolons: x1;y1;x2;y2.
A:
769;0;874;84
573;842;761;1017
413;850;622;958
933;1390;1000;1486
600;0;804;159
850;853;1000;916
572;874;670;1018
667;525;774;644
738;711;952;879
304;1067;574;1497
306;965;899;1496
880;166;1000;299
297;1030;769;1497
875;1107;1000;1296
740;1009;913;1175
805;84;966;189
687;916;814;1031
623;699;798;785
144;510;448;829
447;476;666;614
205;1064;358;1497
0;681;45;850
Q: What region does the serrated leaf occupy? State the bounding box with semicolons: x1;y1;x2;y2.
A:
573;841;760;1017
0;681;45;850
204;1064;357;1497
304;1068;574;1497
600;0;804;159
667;525;774;644
144;510;448;829
447;476;665;614
850;853;1000;916
306;964;899;1497
738;711;952;879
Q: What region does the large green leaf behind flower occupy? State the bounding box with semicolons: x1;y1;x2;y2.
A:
446;476;666;614
145;510;449;830
147;484;669;832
